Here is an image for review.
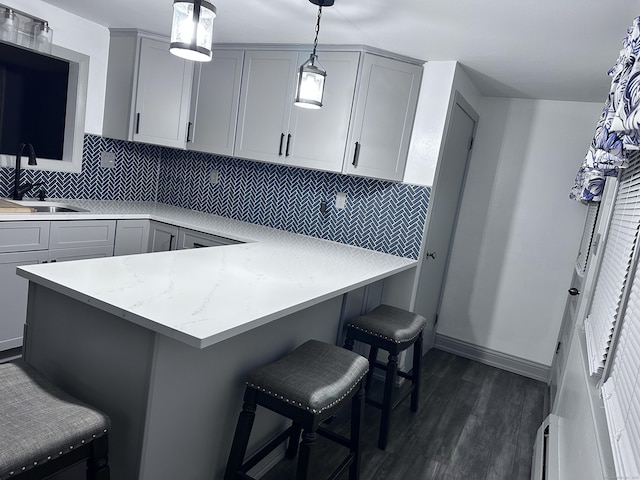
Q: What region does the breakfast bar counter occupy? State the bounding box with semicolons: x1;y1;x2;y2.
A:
13;200;417;479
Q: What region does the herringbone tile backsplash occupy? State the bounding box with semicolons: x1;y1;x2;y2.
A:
0;135;430;259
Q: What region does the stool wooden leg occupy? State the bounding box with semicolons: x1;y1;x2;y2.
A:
379;353;398;450
296;430;317;480
286;422;302;459
411;331;423;412
224;390;257;480
87;434;110;480
344;335;355;351
365;346;378;392
349;383;365;480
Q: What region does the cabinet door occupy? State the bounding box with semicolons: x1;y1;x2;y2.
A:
0;221;50;253
345;54;422;181
234;50;299;164
0;250;48;351
48;246;115;263
148;222;180;252
114;220;151;256
177;228;241;249
188;50;244;156
134;37;193;148
49;220;116;251
286;51;360;173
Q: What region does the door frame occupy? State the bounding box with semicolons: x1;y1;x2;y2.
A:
410;91;479;328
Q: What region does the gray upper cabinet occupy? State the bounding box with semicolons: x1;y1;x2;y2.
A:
234;49;360;173
234;50;299;164
344;53;423;181
103;29;194;149
287;50;360;173
188;49;244;156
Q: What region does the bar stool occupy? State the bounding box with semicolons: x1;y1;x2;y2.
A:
0;360;110;480
224;340;369;480
343;304;429;450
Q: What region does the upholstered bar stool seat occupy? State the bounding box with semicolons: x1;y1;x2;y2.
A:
224;340;369;480
0;360;110;480
344;304;430;450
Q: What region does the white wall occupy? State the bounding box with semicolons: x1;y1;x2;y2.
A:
10;0;109;134
437;97;602;366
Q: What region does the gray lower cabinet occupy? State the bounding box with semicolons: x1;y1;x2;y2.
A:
114;220;151;256
148;221;180;252
177;228;241;249
0;221;50;254
0;250;49;351
0;220;117;352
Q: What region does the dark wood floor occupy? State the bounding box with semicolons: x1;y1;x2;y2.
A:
260;348;548;480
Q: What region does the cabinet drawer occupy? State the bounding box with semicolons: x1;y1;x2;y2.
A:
48;246;115;263
49;220;117;250
0;221;50;253
177;229;241;249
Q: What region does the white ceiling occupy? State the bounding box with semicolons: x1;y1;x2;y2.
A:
42;0;640;103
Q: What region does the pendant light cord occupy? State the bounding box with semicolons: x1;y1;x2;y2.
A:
312;6;322;57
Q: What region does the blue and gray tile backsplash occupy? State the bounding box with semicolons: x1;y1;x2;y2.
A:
0;134;430;259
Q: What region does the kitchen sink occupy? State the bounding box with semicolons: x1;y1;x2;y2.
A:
29;205;85;213
12;201;89;213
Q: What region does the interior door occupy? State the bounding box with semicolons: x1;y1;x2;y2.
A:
412;93;478;344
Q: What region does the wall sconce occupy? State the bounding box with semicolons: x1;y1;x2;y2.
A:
170;0;216;62
294;0;334;109
0;5;52;52
0;8;18;43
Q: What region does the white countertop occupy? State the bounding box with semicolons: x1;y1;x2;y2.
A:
11;200;417;348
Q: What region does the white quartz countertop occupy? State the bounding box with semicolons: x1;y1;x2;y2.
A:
11;200;417;348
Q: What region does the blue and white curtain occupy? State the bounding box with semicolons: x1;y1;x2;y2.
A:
571;16;640;203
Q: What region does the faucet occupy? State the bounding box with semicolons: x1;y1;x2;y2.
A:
12;143;39;201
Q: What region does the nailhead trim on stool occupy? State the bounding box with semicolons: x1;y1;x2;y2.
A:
224;340;369;480
0;360;111;480
344;304;431;451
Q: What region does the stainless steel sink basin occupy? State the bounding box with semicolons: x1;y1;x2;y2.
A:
29;205;84;213
11;201;88;213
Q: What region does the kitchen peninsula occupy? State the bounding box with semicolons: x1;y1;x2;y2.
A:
10;200;416;479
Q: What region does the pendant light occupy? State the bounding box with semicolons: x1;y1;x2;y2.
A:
294;0;334;109
169;0;216;62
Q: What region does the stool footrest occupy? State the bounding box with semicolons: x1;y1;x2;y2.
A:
327;454;354;480
365;383;415;411
396;369;414;381
240;426;294;475
317;425;351;449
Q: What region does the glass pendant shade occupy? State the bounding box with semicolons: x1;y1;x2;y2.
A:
169;0;216;62
294;55;326;109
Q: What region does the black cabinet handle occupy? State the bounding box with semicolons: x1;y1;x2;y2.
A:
286;134;292;157
168;234;175;251
278;133;285;156
352;142;361;167
187;121;193;142
193;242;206;248
136;113;141;134
568;287;580;296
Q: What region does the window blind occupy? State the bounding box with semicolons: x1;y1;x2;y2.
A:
576;202;600;276
585;161;640;376
601;262;640;479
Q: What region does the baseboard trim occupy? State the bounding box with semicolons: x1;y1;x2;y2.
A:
434;334;551;383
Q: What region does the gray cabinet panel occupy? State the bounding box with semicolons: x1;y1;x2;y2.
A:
0;221;50;253
177;228;240;249
49;220;116;250
0;250;48;351
114;220;151;256
148;221;180;252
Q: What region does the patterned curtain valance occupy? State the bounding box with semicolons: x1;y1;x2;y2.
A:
571;16;640;203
